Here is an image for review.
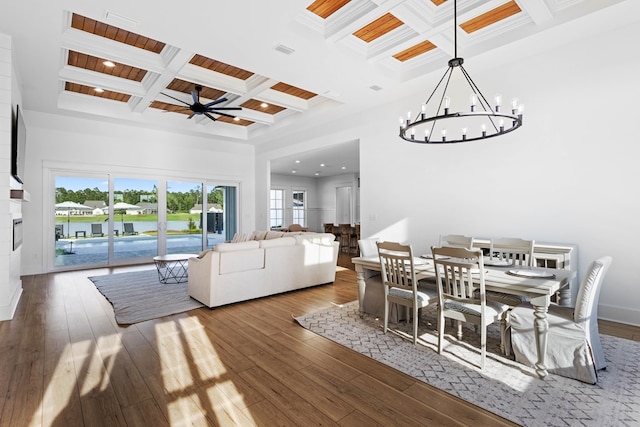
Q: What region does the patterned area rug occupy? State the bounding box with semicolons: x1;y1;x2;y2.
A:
89;269;203;325
295;301;639;427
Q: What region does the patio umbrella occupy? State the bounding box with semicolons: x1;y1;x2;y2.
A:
110;202;142;232
55;201;92;238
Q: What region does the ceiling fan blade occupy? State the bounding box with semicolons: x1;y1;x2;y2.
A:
191;90;199;104
206;107;242;111
204;112;218;122
204;98;228;108
160;92;190;106
211;111;238;119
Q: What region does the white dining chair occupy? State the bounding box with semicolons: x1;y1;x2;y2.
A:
378;241;437;344
431;246;510;369
489;237;535;266
485;237;535;355
508;256;612;383
439;234;475;249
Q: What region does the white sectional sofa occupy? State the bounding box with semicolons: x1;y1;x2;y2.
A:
188;232;340;308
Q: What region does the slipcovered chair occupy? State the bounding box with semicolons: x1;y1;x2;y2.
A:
508;256;612;383
378;241;437;344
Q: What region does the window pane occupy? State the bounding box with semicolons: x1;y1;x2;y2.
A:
113;177;158;260
54;175;109;268
293;190;306;226
270;189;284;228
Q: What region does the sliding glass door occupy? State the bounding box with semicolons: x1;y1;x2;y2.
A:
112;177;158;261
52;172;238;270
54;175;109;268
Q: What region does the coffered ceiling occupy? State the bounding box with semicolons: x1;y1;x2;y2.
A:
1;0;627;145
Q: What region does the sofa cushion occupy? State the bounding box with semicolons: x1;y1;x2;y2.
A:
265;231;286;240
251;231;268;240
214;241;260;252
259;237;296;248
230;232;252;243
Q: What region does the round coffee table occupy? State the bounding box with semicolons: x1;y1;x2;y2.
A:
153;253;197;284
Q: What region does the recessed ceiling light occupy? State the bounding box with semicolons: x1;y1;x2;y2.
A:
94;87;104;93
103;60;116;67
233;117;240;121
320;163;325;167
315;172;320;176
291;170;296;174
260;102;269;108
295;160;300;163
341;166;346;170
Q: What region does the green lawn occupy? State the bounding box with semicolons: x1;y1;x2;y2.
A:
55;213;199;223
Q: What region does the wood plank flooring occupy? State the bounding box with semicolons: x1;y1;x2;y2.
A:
1;254;637;426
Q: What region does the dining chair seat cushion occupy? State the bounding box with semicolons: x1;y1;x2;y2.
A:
389;287;438;304
509;303;597;384
443;299;509;317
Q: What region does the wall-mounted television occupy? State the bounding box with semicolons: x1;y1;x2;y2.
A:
11;104;27;184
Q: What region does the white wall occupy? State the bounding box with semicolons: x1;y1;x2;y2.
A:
21;111;256;275
0;34;23;320
257;18;640;325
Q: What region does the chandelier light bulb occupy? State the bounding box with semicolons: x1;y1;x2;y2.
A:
499;119;505;132
495;94;502;112
444;97;451;114
518;104;525;115
511;98;520;114
425;128;430;142
470;94;477;112
481;124;487;137
442;129;447;142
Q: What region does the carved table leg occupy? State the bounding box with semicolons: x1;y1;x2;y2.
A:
530;295;551;379
355;264;366;317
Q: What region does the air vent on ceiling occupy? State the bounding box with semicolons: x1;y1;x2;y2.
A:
274;44;295;55
369;85;383;91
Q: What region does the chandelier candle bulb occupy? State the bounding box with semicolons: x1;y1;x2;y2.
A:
442;129;447;142
499;119;505;132
425;128;430;142
421;104;427;119
511;97;519;114
482;124;487;137
462;127;467;140
470;94;477;112
495;94;502;112
444;96;451;114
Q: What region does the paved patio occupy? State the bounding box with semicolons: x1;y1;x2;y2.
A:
55;233;227;267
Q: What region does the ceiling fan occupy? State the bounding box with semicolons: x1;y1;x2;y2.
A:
160;84;242;122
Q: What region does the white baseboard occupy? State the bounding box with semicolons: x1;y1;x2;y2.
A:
0;285;22;321
599;303;640;327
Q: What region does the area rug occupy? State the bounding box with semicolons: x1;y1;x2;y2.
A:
88;269;204;325
294;301;639;427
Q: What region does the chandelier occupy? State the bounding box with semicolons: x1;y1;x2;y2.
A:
399;0;523;144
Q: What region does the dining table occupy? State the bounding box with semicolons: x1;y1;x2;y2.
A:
352;255;576;379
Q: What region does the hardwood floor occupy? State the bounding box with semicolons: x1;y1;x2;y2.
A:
1;255;636;426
